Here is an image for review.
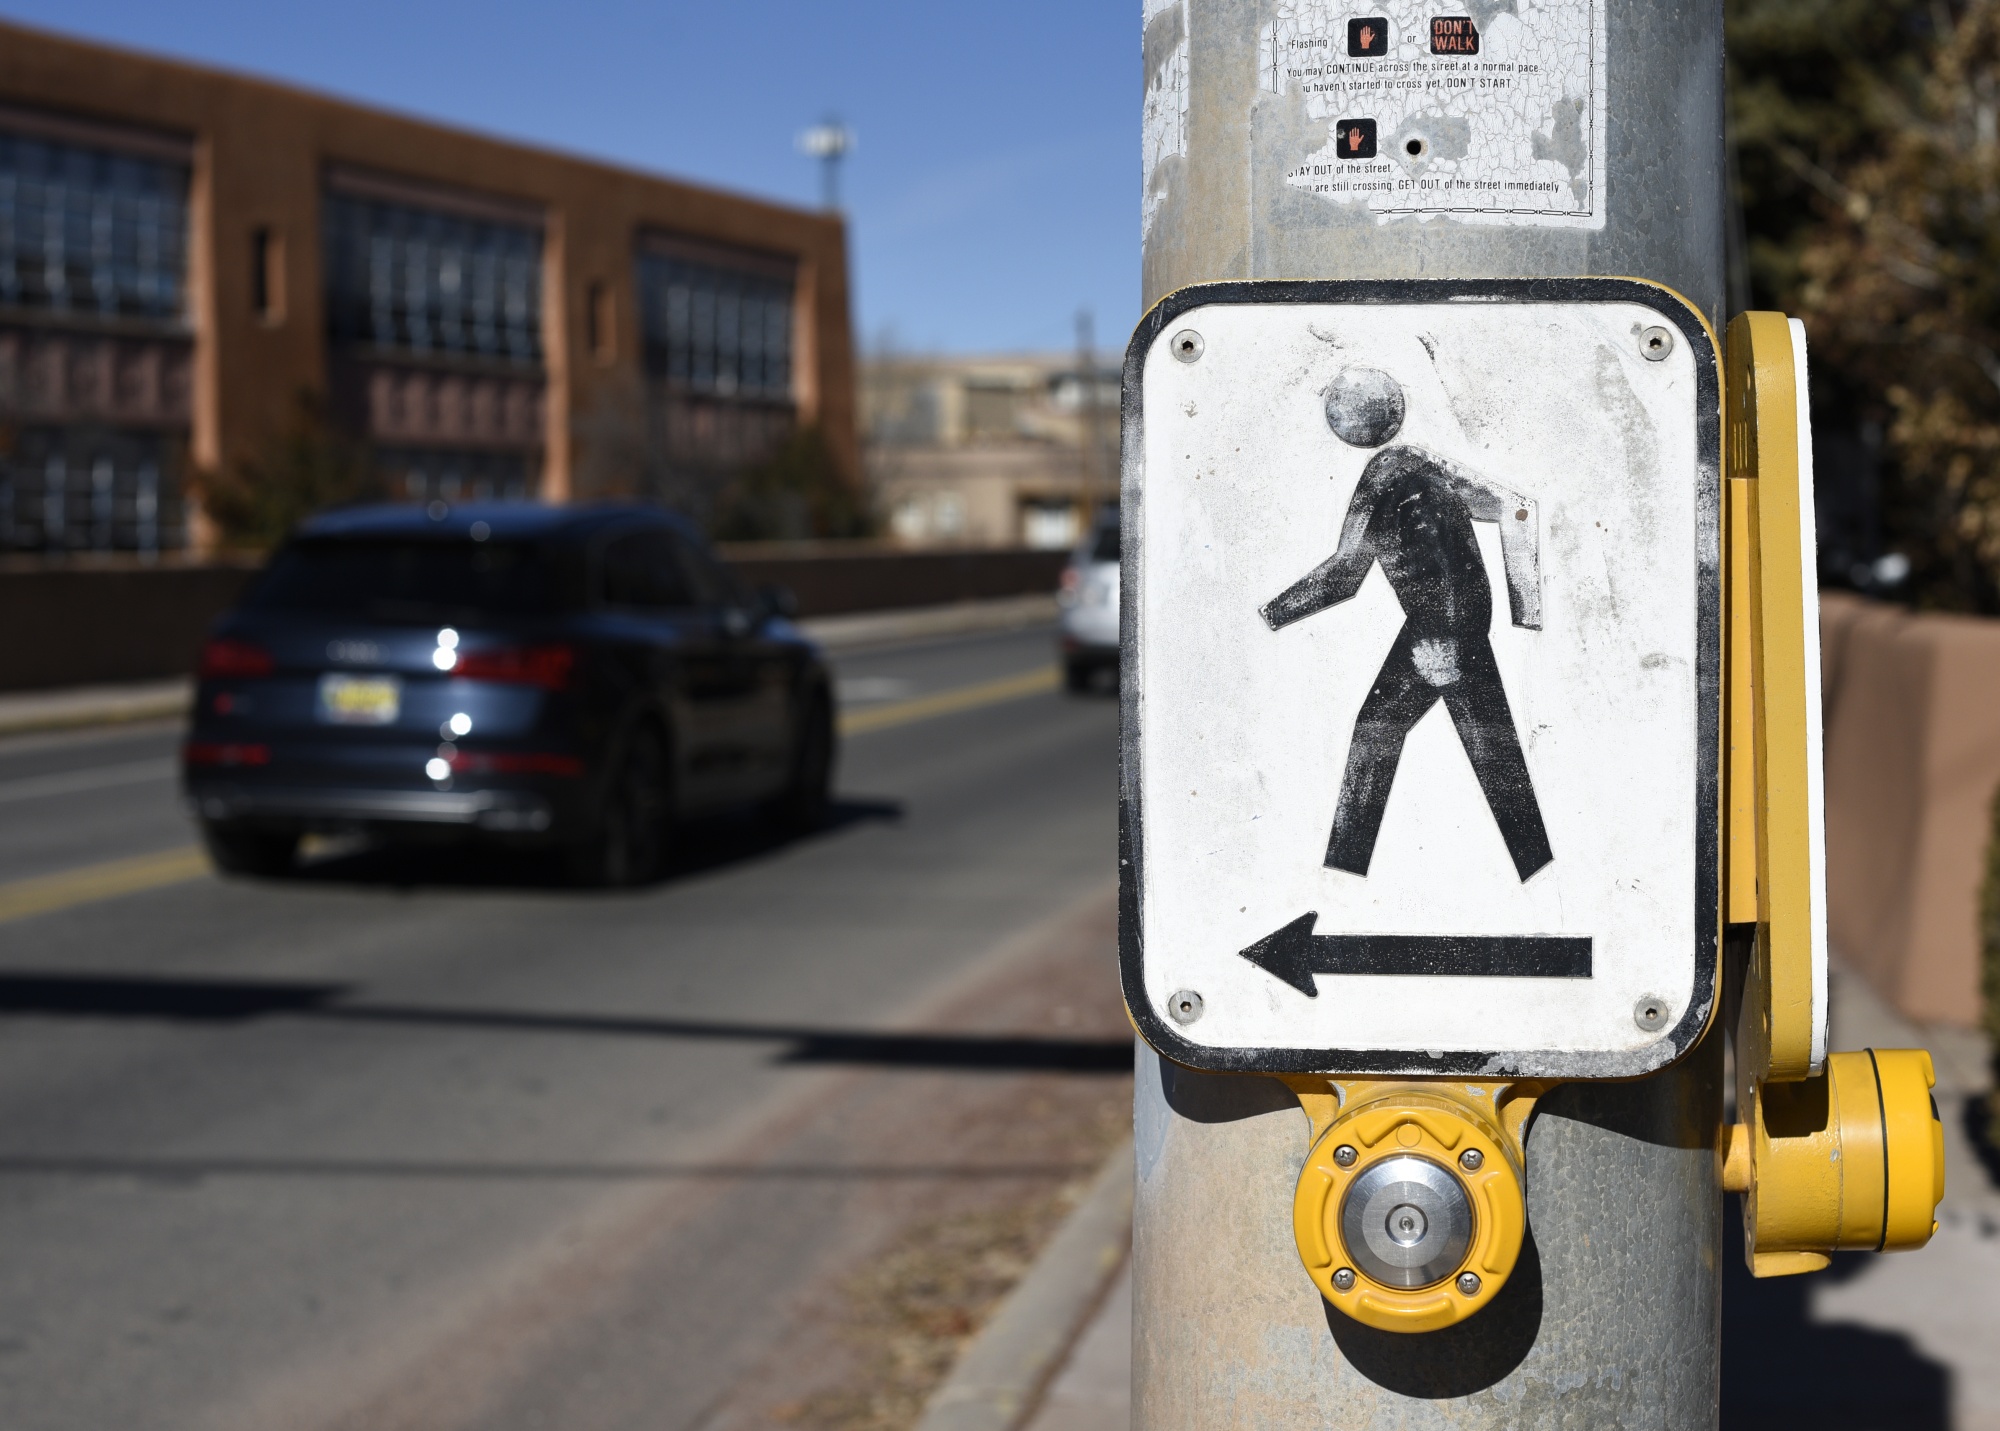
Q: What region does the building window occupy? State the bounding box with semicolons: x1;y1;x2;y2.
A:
636;236;793;401
587;279;615;365
322;190;542;366
374;446;536;505
251;225;285;324
0;113;193;554
0;430;184;555
320;172;548;503
0;130;189;323
628;233;798;517
1021;499;1081;551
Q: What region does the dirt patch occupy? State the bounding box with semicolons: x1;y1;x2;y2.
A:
706;890;1134;1431
774;1150;1108;1431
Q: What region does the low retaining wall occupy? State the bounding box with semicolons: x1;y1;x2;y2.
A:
0;545;1067;694
1821;592;2000;1028
1;562;260;693
717;543;1068;618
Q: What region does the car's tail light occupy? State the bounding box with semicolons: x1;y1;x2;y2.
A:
198;638;274;679
183;741;271;767
450;644;575;690
1060;567;1081;594
447;750;585;777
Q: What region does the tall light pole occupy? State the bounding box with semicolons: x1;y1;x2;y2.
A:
796;118;854;212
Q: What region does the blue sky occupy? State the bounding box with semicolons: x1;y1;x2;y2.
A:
0;0;1139;355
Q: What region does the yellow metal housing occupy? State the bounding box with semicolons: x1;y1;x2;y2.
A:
1724;310;1823;1083
1290;1085;1528;1333
1725;1049;1945;1275
1720;312;1942;1275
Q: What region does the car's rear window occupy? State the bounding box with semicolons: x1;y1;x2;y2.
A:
246;539;576;621
1089;524;1120;563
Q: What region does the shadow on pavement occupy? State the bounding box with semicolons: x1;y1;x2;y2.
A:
1720;1208;1950;1430
274;796;905;894
0;972;1133;1072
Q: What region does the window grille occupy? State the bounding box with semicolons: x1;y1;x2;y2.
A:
636;241;794;401
0;131;188;323
0;429;184;554
322;193;542;365
374;446;535;504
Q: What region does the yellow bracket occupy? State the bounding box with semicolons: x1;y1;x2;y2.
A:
1726;310;1824;1082
1282;1077;1551;1333
1722;312;1943;1274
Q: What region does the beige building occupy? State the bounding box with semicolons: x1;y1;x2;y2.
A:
0;18;857;555
864;353;1119;549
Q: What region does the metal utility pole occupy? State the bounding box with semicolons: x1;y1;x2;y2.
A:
1129;0;1728;1423
797;118;854;212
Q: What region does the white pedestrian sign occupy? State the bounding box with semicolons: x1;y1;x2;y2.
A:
1119;280;1720;1077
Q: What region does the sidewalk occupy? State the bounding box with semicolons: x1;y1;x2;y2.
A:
1020;1262;1130;1431
0;595;1061;740
945;954;1999;1431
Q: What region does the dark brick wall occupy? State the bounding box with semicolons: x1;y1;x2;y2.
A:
0;547;1066;693
1;564;260;693
719;545;1067;618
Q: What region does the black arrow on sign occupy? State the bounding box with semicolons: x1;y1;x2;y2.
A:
1238;913;1593;997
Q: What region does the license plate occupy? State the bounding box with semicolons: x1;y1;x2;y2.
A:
318;673;401;726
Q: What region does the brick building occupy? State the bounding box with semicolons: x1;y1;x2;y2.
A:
0;18;857;555
864;352;1118;549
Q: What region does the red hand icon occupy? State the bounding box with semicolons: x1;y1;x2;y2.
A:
1359;24;1377;49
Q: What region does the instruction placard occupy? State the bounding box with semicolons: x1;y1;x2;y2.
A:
1260;1;1607;228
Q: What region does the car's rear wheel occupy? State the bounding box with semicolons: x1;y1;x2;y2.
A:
1063;656;1094;693
200;822;300;877
768;687;834;835
568;723;671;888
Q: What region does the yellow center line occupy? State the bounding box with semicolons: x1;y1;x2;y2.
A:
0;845;211;928
838;665;1061;736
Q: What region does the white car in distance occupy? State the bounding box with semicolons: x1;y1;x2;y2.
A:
1057;509;1119;692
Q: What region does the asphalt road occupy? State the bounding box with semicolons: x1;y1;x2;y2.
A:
0;624;1123;1431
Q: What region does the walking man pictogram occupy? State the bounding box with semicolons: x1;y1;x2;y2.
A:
1261;367;1554;882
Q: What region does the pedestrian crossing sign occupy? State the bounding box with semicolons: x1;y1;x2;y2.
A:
1119;279;1722;1077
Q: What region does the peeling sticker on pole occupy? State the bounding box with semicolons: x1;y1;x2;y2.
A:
1258;0;1608;229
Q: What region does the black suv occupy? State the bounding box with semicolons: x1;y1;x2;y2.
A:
182;502;834;884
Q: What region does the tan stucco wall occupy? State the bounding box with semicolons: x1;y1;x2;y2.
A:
0;17;857;518
1822;591;2000;1027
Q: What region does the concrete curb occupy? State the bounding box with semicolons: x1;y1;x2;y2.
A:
0;679;192;739
915;1138;1133;1431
